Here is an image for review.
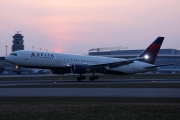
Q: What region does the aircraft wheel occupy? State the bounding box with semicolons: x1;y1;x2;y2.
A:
94;76;99;80
81;76;86;80
17;71;21;75
77;77;82;81
89;77;95;81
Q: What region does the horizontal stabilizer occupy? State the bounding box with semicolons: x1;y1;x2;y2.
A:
144;63;174;69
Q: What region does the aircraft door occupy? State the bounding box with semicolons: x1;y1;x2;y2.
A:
24;53;28;60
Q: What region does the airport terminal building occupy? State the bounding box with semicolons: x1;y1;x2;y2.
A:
89;49;180;73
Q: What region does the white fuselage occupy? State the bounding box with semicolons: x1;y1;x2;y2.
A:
5;50;157;75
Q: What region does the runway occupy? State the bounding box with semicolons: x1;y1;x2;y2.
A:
1;78;180;87
0;77;180;97
0;88;180;97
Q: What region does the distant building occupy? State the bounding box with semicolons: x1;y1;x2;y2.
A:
89;49;180;73
12;32;24;52
0;33;52;75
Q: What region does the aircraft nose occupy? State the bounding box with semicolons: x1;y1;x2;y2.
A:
5;55;10;62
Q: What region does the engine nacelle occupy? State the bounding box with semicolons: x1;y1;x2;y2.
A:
71;65;89;74
51;68;71;74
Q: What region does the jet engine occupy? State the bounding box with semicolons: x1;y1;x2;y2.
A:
71;65;89;74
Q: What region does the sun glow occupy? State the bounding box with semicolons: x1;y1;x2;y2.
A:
1;0;180;55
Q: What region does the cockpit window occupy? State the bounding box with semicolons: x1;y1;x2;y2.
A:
10;53;17;56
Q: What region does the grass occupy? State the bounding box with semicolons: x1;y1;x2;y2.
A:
0;97;180;120
0;74;180;119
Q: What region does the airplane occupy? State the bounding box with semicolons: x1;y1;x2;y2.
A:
5;37;172;81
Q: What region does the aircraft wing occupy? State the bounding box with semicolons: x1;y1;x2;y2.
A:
144;63;174;69
88;57;144;69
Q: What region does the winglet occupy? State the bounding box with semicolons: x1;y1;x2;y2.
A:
138;37;164;64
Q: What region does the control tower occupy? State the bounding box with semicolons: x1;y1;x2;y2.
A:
12;31;24;52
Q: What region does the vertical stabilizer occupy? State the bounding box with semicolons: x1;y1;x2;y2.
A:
138;37;164;64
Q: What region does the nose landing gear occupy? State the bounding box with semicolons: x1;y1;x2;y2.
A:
16;65;21;75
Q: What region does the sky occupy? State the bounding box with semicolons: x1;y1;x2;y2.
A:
0;0;180;56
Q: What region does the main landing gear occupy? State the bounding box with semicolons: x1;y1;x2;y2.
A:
89;76;99;81
76;74;99;81
89;72;99;81
77;74;86;81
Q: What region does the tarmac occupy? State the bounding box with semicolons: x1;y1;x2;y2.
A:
0;88;180;97
0;76;180;97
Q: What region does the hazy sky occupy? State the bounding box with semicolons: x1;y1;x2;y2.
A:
0;0;180;56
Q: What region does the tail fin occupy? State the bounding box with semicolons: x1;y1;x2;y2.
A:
138;37;164;64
